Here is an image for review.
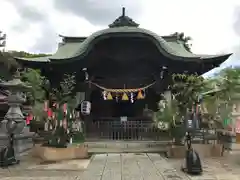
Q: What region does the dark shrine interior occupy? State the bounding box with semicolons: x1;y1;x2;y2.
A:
90;88;160;119
86;36;168;119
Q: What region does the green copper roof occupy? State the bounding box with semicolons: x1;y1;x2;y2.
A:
15;27;232;63
15;56;51;62
50;42;82;59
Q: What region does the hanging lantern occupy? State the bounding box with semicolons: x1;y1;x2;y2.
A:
44;100;48;112
122;92;129;101
106;92;113;100
137;90;144;99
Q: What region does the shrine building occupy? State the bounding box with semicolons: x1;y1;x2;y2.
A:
15;8;231;140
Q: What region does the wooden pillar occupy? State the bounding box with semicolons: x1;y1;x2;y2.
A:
164;90;172;106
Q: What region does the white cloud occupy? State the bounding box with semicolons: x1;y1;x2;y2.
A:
0;0;239;60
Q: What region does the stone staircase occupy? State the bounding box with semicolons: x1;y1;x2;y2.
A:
84;140;171;153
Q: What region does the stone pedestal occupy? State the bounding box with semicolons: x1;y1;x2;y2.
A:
0;124;33;157
32;144;88;162
168;144;224;158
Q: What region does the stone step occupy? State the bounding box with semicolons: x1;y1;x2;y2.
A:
84;141;171;153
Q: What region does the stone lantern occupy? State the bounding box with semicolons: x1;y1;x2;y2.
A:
221;80;240;151
0;72;32;165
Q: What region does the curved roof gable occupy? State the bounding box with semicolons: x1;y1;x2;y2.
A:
15;7;232;64
49;27;231;61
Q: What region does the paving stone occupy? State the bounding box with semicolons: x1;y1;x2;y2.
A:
101;154;121;180
79;153;107;180
134;153;164;180
2;153;240;180
121;153;144;180
147;153;190;180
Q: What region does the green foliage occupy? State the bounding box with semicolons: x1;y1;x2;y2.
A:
154;98;179;123
203;68;240;105
0;51;50;80
217;67;240;99
171;73;205;113
20;68;47;120
8;50;51;58
21;68;46;102
155;73;206;126
200;67;240;126
50;73;76;106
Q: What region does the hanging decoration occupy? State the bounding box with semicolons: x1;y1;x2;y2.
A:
44;100;48;112
47;108;52;119
122;93;129;101
137;90;144;99
115;93;119;102
106;92;113;100
102;91;107;100
130;93;134;103
26;113;33;125
63;103;67;114
89;81;156;101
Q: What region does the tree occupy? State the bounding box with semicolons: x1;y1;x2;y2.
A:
50;73;76;107
20;68;47;120
199;67;240;128
0;51;50;81
217;67;240;98
171;73;206;116
21;68;46;102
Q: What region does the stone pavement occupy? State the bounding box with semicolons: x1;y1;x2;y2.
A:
1;153;240;180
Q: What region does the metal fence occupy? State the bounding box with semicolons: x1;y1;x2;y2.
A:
84;119;170;141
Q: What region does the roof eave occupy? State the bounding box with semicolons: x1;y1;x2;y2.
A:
14;57;50;62
14;57;50;68
199;53;232;60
